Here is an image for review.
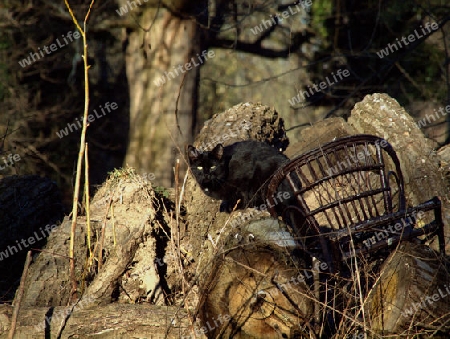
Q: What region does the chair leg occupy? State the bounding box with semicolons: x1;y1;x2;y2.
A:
319;236;335;273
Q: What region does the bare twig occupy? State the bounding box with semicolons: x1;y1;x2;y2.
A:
64;0;95;302
85;143;92;260
8;251;32;339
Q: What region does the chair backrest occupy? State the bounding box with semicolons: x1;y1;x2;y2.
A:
267;135;406;236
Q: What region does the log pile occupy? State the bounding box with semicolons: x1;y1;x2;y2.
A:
1;96;450;338
190;96;450;337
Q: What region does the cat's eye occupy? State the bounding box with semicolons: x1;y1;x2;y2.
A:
197;166;203;170
210;165;217;171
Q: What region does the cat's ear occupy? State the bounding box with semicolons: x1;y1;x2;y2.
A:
211;144;224;160
187;145;199;162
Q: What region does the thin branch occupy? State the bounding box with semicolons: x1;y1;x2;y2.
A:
7;251;32;339
64;0;95;302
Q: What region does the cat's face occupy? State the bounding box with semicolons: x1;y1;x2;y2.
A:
187;144;227;193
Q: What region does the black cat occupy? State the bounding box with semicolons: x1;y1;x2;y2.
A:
187;140;291;212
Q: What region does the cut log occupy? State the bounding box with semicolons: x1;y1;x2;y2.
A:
191;102;289;153
348;93;450;252
183;102;291;286
0;303;191;338
197;217;316;338
365;242;450;336
285;117;358;158
18;173;162;308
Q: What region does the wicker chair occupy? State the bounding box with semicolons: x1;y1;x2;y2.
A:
266;134;446;274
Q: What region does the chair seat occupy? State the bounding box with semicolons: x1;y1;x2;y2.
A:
337;197;444;259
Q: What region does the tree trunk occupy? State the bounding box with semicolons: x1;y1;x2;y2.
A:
16;172;168;308
348;94;447;211
118;2;204;187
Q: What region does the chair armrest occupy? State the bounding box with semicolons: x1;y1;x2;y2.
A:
331;197;441;241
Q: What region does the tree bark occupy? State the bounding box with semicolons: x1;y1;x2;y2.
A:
118;2;203;187
0;303;191;338
182;102;290;282
366;242;450;335
197;216;316;338
17;172;165;308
